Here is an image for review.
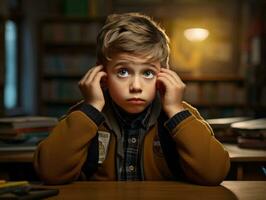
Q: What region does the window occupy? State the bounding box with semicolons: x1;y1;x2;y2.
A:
4;20;18;110
4;18;22;115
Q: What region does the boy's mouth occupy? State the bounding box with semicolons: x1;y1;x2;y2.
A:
127;98;145;105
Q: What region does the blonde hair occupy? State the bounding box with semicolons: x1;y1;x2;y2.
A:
96;13;170;67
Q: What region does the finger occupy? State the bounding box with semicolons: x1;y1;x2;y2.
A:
160;68;183;84
86;65;104;84
79;68;94;85
79;65;103;85
79;71;89;85
159;72;186;91
160;68;181;83
157;71;177;86
90;71;107;87
157;75;174;89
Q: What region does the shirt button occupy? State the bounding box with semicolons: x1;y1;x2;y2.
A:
131;137;137;143
128;165;135;172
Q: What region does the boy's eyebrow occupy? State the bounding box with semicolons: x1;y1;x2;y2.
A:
113;60;159;69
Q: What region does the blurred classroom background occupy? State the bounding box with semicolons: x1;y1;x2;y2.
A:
0;0;266;119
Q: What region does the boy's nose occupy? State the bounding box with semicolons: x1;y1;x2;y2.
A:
129;76;142;93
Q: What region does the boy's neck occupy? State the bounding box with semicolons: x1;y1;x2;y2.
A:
111;100;151;127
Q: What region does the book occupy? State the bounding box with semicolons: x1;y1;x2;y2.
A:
0;116;57;143
0;126;52;135
0;181;30;195
0;181;59;199
231;118;266;131
0;137;41;152
207;117;251;129
237;136;266;149
207;117;251;143
0;130;49;142
231;118;266;149
0;116;58;129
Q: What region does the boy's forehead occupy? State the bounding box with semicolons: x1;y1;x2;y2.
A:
108;53;161;69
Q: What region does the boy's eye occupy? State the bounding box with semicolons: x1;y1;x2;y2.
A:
117;68;129;78
143;70;155;79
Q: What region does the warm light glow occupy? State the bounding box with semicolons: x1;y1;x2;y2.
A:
184;28;209;42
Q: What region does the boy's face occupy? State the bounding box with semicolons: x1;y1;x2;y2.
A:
105;53;161;114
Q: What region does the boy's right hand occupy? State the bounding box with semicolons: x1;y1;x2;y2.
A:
78;65;107;111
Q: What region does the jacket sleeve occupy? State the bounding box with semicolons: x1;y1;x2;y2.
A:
33;103;104;185
166;102;230;185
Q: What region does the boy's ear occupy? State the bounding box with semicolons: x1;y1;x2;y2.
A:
97;60;108;89
156;80;165;96
100;66;108;89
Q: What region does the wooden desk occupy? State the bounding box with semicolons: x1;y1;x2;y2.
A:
44;181;266;200
224;144;266;162
0;151;36;180
0;144;265;180
223;144;266;180
0;151;33;163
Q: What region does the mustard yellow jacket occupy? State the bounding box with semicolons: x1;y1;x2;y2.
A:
34;99;230;185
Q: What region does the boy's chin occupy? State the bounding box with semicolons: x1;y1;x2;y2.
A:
122;106;147;114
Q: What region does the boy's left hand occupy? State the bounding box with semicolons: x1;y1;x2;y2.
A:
157;68;186;118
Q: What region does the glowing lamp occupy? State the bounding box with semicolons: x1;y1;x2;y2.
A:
184;28;209;42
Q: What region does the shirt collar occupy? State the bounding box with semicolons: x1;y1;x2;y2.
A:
102;90;162;130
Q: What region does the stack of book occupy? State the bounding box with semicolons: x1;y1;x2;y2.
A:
207;117;250;143
0;116;58;151
231;118;266;149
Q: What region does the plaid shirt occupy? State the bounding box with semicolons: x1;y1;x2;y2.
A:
113;103;151;181
79;92;191;181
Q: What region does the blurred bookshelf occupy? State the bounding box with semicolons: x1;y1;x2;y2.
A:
182;75;247;119
38;4;107;117
241;0;266;118
38;17;105;117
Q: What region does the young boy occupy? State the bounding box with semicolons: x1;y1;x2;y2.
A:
34;13;230;185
